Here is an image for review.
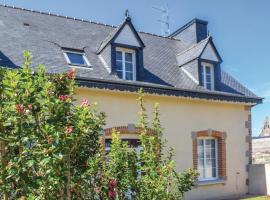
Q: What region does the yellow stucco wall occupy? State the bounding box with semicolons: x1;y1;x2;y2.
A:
75;87;251;200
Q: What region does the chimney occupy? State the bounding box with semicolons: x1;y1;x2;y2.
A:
170;18;208;46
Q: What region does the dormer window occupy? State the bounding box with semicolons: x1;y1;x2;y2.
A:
63;49;91;67
116;48;136;81
201;62;214;90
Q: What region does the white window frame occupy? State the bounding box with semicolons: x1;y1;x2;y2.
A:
197;136;218;181
201;62;214;90
63;50;91;67
116;47;136;81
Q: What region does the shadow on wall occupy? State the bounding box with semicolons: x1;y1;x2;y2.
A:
0;51;20;68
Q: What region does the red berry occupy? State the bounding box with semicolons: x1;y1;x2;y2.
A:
15;104;25;114
108;190;116;199
58;95;68;101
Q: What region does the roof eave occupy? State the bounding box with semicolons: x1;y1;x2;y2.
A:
75;77;263;105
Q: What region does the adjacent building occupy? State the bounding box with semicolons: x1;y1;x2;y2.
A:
252;117;270;164
0;5;263;200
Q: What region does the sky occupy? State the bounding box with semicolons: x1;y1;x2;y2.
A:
1;0;270;136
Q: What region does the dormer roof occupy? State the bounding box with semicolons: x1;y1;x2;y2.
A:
97;17;145;54
177;36;222;67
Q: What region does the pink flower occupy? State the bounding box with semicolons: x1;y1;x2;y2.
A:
67;69;75;79
58;95;68;101
80;99;89;107
15;104;25;114
65;126;73;134
28;104;33;110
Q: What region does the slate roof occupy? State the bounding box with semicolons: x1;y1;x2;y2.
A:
0;4;262;104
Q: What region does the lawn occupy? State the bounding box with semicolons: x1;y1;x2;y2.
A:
240;197;270;200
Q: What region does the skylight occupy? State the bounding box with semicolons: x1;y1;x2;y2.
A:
63;50;91;67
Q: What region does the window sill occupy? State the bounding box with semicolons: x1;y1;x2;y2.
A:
197;179;226;186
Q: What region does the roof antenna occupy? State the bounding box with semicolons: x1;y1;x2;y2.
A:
152;3;170;36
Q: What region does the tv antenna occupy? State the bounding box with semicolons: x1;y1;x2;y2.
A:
152;3;170;36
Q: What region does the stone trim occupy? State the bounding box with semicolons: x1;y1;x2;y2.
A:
244;105;251;111
192;130;227;179
197;178;226;186
245;110;252;164
246;135;251;143
245;150;250;157
103;124;155;137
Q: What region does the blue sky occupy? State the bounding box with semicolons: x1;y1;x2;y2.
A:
1;0;270;136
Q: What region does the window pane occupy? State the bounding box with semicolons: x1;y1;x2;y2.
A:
211;140;216;148
198;146;204;158
66;52;86;65
206;75;211;83
198;168;204;179
105;139;112;148
212;167;217;177
125;72;133;80
198;139;204;146
206;83;212;90
212;159;216;168
125;52;132;62
205;167;212;178
205;66;211;74
117;70;123;79
199;158;204;167
116;51;122;60
211;148;216;158
125;62;133;72
116;60;123;70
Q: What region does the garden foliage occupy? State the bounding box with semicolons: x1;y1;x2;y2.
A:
0;52;197;200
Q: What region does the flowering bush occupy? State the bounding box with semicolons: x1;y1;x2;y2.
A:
0;51;105;199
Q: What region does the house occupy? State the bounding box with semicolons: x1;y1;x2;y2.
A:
0;4;262;200
252;117;270;164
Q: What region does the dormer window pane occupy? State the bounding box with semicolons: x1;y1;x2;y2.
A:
116;51;122;60
125;53;132;62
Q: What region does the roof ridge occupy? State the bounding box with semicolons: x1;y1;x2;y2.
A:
0;4;118;28
176;36;210;56
0;4;181;42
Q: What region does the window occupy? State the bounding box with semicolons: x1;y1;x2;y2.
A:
105;138;141;155
201;63;214;90
63;50;91;67
197;137;218;181
116;48;136;81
